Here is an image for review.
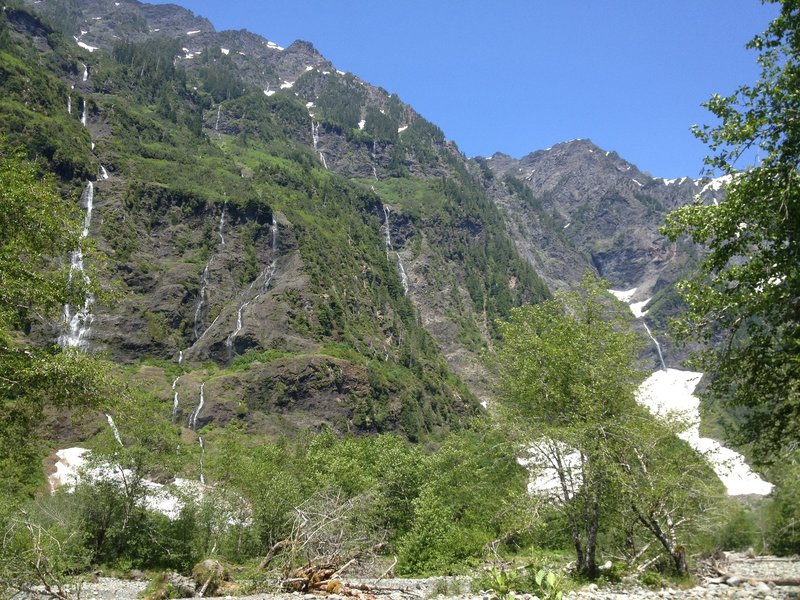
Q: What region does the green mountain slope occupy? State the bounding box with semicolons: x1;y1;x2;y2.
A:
1;3;549;441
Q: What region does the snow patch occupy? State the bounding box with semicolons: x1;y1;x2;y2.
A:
397;125;408;133
75;40;98;52
280;80;294;89
266;41;284;51
220;47;229;55
632;178;643;187
305;65;314;71
186;30;201;35
358;119;366;130
636;370;772;496
563;223;571;229
699;174;733;195
629;297;651;318
608;288;637;303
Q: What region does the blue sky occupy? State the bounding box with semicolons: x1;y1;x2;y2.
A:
150;1;778;178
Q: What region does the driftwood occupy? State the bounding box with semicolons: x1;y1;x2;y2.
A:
709;564;800;587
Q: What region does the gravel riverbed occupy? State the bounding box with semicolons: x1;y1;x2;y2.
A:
13;554;799;600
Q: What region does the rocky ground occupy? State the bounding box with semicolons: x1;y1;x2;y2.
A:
11;554;799;600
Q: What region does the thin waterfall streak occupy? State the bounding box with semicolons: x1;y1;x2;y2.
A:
226;219;278;355
60;182;95;348
81;99;87;127
189;383;204;430
214;105;221;131
642;321;667;370
193;264;210;340
218;204;226;245
100;165;108;180
171;377;181;418
67;95;72;114
105;414;123;447
82;63;88;82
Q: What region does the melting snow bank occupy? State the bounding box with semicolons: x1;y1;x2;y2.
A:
636;369;773;496
523;370;772;498
49;447;204;520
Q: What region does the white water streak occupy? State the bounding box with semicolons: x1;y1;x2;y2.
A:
218;204;226;245
81;99;87;127
82;63;88;82
382;206;409;295
189;383;204;430
171;376;180;418
226;219;278;355
642;320;666;370
214;105;221;131
105;414;123;447
60;182;95;348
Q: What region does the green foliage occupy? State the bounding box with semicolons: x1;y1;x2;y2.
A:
396;428;528;575
662;0;800;462
764;455;800;555
0;492;91;599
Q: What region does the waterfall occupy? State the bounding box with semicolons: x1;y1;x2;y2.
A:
100;165;108;180
189;383;204;430
198;436;206;485
171;376;180;418
218;204;226;245
311;120;328;169
226;218;278;356
178;350;183;364
382;206;409;295
372;165;378;181
82;63;88;82
67;95;72;114
80;99;87;127
60;182;95;348
105;413;123;447
189;385;206;485
214;105;221;131
192;264;210;340
396;253;409;295
642;320;667;370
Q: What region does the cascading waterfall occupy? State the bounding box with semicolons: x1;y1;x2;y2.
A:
214;105;222;131
642;320;667;370
192;264;211;340
178;350;183;364
382;206;409;295
311;121;328;169
67;95;72;114
171;376;181;418
189;383;204;431
105;413;123;447
80;99;87;127
100;165;108;180
218;203;226;245
226;218;278;356
189;384;206;484
60;182;95;348
82;63;88;82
